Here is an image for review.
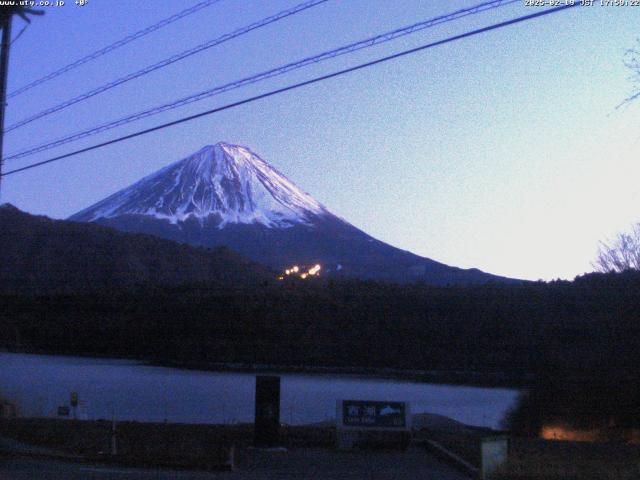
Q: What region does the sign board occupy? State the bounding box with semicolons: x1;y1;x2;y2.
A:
57;406;70;417
341;400;407;428
336;400;411;450
77;400;89;421
254;376;280;447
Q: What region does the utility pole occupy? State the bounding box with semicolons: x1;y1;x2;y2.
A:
0;12;12;199
111;407;118;456
0;6;43;198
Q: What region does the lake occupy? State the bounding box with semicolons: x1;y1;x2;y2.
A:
0;352;519;429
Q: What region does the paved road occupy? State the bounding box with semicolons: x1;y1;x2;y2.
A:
0;448;470;479
0;455;214;480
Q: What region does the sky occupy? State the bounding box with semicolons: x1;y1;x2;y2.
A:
2;0;639;281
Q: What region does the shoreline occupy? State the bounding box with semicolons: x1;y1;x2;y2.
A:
0;348;531;389
151;358;532;389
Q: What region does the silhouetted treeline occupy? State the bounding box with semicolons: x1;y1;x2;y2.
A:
1;271;639;387
0;204;274;294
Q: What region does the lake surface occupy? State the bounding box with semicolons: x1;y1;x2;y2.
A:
0;352;519;429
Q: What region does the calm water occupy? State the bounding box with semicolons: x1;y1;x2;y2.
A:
0;352;519;429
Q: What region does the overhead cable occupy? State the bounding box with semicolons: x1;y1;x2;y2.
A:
7;0;224;99
6;0;520;160
1;3;579;178
4;0;329;133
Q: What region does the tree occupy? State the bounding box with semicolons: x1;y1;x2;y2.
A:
619;39;640;108
593;223;640;273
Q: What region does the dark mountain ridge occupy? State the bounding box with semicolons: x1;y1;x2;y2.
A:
0;203;272;294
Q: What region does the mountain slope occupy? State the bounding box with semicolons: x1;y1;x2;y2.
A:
0;204;272;294
71;142;514;285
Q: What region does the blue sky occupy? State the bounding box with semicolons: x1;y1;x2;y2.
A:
2;0;639;281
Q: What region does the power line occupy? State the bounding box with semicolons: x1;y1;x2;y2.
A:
10;24;28;46
6;0;224;99
6;0;520;161
4;0;328;133
1;3;579;179
0;6;43;199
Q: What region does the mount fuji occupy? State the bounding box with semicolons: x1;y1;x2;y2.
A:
70;142;510;285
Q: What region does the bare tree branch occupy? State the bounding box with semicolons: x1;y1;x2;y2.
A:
616;38;640;109
593;223;640;272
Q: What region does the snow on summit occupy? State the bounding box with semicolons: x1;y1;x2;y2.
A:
71;142;328;228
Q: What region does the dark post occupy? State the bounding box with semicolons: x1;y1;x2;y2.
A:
254;375;280;447
0;14;12;198
70;391;78;419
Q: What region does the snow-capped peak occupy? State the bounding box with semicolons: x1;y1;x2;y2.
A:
70;142;329;228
